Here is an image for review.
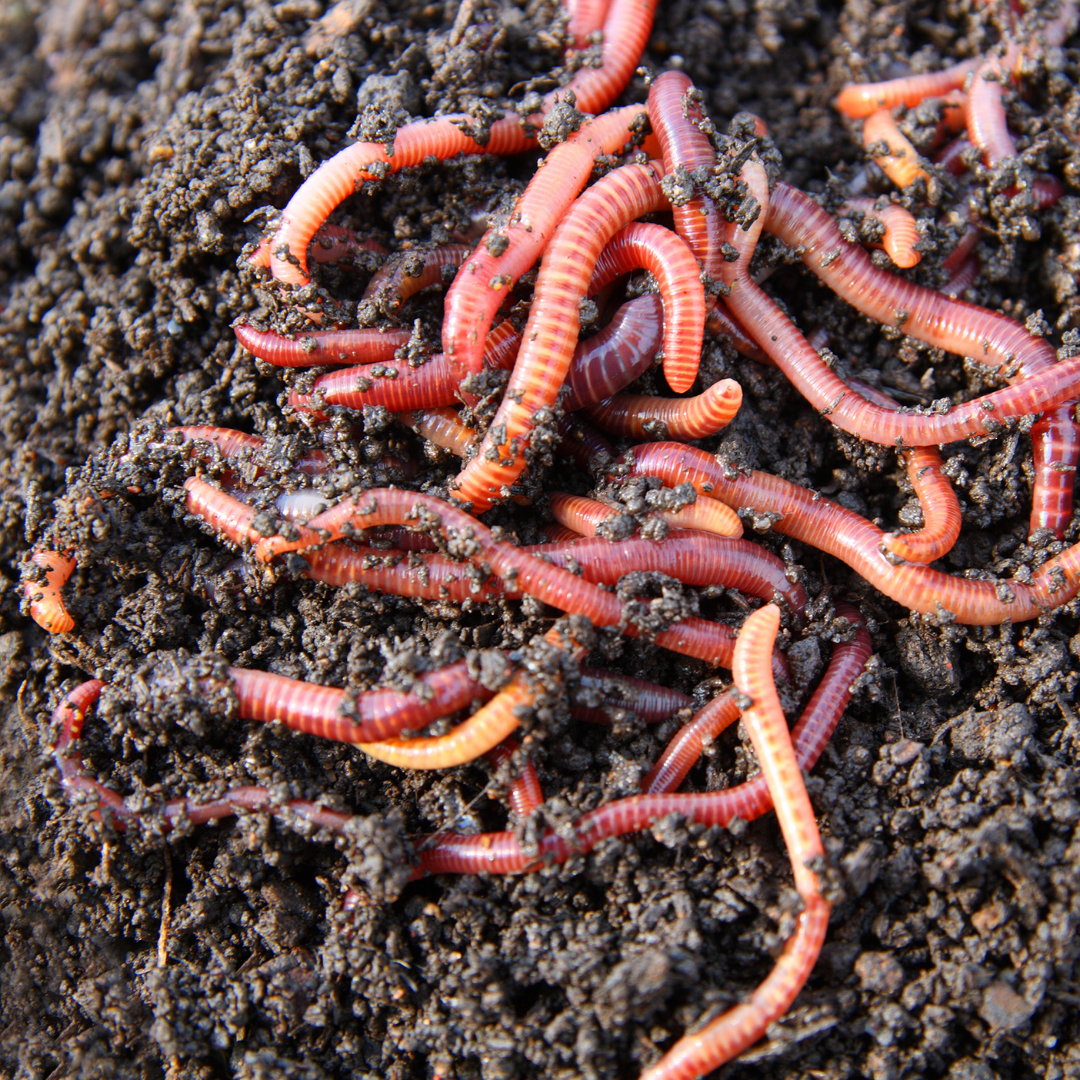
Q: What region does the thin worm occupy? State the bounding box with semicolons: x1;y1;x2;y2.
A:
620;442;1080;625
573;666;694;726
641;691;740;795
585;378;743;442
270;0;656;286
835;59;980;119
443;103;651;384
862;110;930;189
451;163;668;512
587;221;706;394
26;550;76;634
705;304;770;364
361;244;472;314
549;491;744;541
943;253;980;298
839;198;922;268
848;381;962;563
250;224;387;269
964;50;1019;167
556;415;616;471
641;605;830;1080
234;324;412;369
484;738;544;817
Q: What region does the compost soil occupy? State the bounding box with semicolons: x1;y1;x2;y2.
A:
3;0;1080;1077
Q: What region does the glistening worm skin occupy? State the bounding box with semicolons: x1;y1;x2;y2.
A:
765;180;1080;537
442;101;651;382
290;354;459;416
399;408;478;459
573;666;694;726
848;380;962;563
640;605;831;1080
26;550;76;634
586;221;706;394
361;244;471;314
620;442;1080;625
234;324;412;368
484;738;543;817
640;691;740;795
269;0;657;286
862;110;930;189
250;224;387;269
585;378;743;442
964;49;1019;167
834;59;980;118
839;198;922;268
549;490;744;541
451;163;668;512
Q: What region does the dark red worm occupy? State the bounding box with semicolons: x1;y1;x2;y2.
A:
848;381;962;563
556;415;616;471
764;177;1080;536
620;441;1080;625
269;0;657;286
484;738;544;817
943;253;980;299
573;666;694;727
586;221;706;393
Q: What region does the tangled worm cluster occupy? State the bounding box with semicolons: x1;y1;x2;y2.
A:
24;0;1080;1077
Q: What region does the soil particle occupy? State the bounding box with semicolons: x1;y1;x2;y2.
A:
3;1;1080;1079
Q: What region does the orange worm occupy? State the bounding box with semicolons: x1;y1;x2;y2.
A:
451;162;668;512
839;198;922;268
620;442;1080;625
586;221;706;393
549;491;743;540
835;59;979;119
26;550;76;634
862;109;931;189
398;408;477;458
585;378;743;442
848;381;962;563
641;605;830;1080
249;224;386;269
270;0;656;286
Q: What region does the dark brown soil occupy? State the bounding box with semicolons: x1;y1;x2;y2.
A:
3;1;1080;1078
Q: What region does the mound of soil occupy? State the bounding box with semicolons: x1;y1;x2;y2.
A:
2;2;1079;1078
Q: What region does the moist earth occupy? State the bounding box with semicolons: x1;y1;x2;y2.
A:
2;1;1080;1078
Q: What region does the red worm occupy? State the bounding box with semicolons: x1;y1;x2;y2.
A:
765;178;1080;536
756;177;1080;445
587;222;706;393
224;661;498;743
290;354;460;415
705;304;770;364
269;0;656;287
399;408;478;458
556;415;616;471
234;324;413;368
848;381;962;563
862;110;930;189
549;490;744;540
250;224;387;269
935;135;974;176
442;102;650;382
361;244;472;313
585;377;743;441
565;0;610;46
839;198;922;268
169;426;329;476
484;738;544;817
964;49;1019;167
573;666;693;726
835;59;980;119
451;162;668;512
640;691;741;795
52;680;356;835
562;295;663;411
26;550;76;634
620;442;1080;625
641;605;830;1080
943;254;980;299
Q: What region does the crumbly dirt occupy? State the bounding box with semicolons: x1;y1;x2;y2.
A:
3;1;1080;1078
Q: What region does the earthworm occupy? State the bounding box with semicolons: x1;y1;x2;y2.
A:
620;442;1080;624
839;198;922;268
562;294;663;411
549;491;744;540
935;135;975;176
451;162;668;512
640;690;740;795
361;244;472;314
224;661;498;743
848;381;962;563
484;738;544;817
647;71;726;280
565;0;610;46
834;59;980;119
757;177;1080;445
941;220;981;274
399;408;478;458
442;102;650;382
585;378;743;442
765;177;1080;535
586;221;706;393
290;354;460;416
573;666;694;726
269;0;656;286
184;478;264;548
52;679;357;834
235;324;413;368
943;254;980;298
862;109;930;189
26;550;76;633
640;605;830;1080
556;415;616;471
705;304;769;364
964;49;1019;167
249;224;387;269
